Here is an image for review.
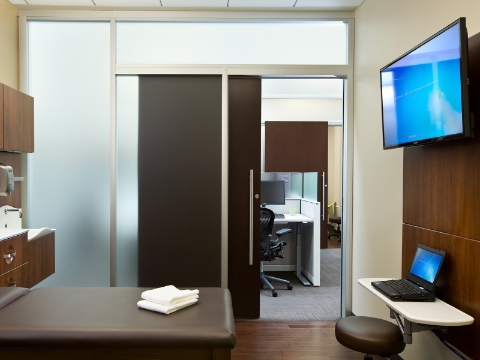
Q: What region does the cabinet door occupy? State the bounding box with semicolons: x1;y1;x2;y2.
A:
0;233;27;275
3;85;34;153
26;233;55;288
0;264;28;287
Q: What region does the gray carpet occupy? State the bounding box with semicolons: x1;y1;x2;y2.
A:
260;248;341;321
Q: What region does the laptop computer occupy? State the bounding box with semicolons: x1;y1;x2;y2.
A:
371;244;446;302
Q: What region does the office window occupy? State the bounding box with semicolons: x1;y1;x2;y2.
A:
28;20;110;286
116;21;347;65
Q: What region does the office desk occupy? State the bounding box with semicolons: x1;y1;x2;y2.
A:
358;278;474;343
275;214;313;286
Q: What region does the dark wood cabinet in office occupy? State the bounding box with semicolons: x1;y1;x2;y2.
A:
0;83;34;153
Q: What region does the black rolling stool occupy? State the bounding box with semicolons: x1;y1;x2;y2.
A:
335;316;406;359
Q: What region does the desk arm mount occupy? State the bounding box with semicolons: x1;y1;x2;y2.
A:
388;306;448;344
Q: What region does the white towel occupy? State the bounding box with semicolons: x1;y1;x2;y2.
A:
141;285;199;306
137;298;198;315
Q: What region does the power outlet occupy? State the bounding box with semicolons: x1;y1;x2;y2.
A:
279;173;289;183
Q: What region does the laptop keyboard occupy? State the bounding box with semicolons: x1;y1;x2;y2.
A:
384;280;425;295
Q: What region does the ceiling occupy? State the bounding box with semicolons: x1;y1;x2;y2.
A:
8;0;364;11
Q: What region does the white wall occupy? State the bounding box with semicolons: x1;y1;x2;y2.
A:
353;1;480;359
262;98;342;122
0;0;18;88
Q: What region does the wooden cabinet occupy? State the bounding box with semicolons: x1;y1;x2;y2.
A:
26;232;55;288
0;231;54;288
0;232;27;287
0;83;34;153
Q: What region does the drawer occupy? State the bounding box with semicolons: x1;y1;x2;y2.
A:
0;263;28;287
0;233;27;275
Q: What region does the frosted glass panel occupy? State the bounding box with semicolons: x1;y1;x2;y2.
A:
28;21;110;286
116;76;139;286
303;172;318;202
117;21;347;65
290;173;303;198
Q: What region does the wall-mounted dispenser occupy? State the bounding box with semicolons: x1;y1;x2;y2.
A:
0;164;24;196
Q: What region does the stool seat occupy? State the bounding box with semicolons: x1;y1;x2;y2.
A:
335;316;405;356
329;216;341;225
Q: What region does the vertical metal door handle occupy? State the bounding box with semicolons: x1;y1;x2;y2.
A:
249;169;254;265
322;172;326;221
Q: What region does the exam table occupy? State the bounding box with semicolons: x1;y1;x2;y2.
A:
0;287;236;360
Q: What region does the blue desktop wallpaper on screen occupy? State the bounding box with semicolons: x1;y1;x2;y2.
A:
409;248;443;283
382;24;463;147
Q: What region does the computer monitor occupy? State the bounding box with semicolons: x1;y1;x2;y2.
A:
260;180;285;207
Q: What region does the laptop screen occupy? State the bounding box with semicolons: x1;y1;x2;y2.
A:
409;246;445;284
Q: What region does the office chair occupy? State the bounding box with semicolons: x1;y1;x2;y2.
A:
260;207;293;297
327;201;342;242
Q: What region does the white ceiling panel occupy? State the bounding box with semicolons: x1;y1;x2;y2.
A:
228;0;295;8
8;0;27;5
161;0;227;7
25;0;94;5
295;0;364;8
94;0;161;6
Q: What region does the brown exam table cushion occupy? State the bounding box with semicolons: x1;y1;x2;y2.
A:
0;287;236;349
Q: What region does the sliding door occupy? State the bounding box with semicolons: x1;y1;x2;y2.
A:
137;75;222;287
228;76;261;318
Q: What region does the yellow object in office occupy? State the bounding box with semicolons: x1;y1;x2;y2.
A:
327;202;335;217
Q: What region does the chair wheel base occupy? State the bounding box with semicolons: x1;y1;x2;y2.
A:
272;291;277;297
287;285;293;290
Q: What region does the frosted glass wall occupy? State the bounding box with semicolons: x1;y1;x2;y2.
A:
117;21;347;65
303;172;318;202
116;76;139;286
28;21;111;286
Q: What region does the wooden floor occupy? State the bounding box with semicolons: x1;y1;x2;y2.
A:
232;321;384;360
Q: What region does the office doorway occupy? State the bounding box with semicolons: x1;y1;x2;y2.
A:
228;76;345;320
259;77;344;321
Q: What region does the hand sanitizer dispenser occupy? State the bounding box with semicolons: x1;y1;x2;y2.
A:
0;165;15;196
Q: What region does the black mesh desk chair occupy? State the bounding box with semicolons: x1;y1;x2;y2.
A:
260;207;293;297
327;202;342;242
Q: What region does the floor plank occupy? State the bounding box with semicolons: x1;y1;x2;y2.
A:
232;321;384;360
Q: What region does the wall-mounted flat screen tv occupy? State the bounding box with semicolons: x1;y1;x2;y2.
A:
381;18;473;150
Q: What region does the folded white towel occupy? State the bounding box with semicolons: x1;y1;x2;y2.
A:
137;298;198;315
141;285;199;306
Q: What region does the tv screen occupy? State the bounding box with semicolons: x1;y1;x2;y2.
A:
381;18;472;149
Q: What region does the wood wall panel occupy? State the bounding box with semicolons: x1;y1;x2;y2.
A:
265;122;328;173
402;225;478;359
265;121;329;248
0;84;4;149
403;138;480;239
0;152;21;209
402;32;480;359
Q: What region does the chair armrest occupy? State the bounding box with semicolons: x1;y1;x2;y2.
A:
276;228;292;237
